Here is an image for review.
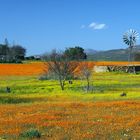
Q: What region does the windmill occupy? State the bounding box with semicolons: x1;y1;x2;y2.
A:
123;29;139;62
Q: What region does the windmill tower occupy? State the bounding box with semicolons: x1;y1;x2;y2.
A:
123;29;139;73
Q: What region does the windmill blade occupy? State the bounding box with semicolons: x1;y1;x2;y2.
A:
123;34;130;45
123;29;139;46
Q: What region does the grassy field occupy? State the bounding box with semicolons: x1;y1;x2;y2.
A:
0;72;140;139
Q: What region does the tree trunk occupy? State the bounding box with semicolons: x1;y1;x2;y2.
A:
59;77;65;90
87;78;90;92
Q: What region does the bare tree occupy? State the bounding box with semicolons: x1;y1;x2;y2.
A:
44;50;78;90
78;62;94;92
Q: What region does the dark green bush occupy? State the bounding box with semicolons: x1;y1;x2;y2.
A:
0;97;30;104
20;129;41;138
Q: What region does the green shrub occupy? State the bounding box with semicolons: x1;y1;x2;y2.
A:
0;97;30;104
39;72;75;81
20;129;41;138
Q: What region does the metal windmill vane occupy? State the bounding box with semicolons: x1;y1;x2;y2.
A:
123;29;139;62
123;29;139;48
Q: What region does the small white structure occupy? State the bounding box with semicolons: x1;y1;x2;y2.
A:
93;66;109;73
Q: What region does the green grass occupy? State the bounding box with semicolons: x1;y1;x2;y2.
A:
0;72;140;103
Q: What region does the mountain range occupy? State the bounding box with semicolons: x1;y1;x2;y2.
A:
85;45;140;61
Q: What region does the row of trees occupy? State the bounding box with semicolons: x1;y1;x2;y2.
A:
42;46;87;61
0;39;26;63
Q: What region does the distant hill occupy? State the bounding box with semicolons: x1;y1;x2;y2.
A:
86;45;140;61
85;49;99;55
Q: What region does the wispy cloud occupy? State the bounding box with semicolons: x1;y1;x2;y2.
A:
89;22;106;30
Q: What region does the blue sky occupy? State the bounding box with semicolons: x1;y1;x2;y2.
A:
0;0;140;55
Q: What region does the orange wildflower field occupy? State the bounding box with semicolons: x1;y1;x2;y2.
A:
0;63;44;76
0;101;140;139
0;61;140;76
0;62;140;139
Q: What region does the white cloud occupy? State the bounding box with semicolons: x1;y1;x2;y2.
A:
89;22;106;30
